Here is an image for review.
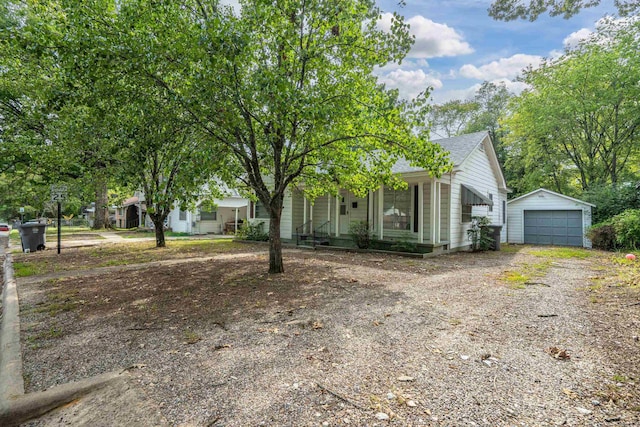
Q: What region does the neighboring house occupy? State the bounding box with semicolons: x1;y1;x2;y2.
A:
114;193;148;229
82;202;117;227
168;190;250;235
248;131;509;253
507;188;594;248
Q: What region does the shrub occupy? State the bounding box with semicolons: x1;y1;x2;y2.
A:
587;223;617;251
348;220;371;249
389;231;418;252
236;221;269;241
583;183;640;224
466;216;493;251
611;209;640;249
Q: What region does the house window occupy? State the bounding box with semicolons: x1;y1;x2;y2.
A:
461;204;472;223
489;193;493;212
383;187;411;231
179;210;187;221
200;210;217;221
502;200;506;224
255;200;269;218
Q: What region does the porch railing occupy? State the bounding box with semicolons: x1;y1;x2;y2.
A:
296;220;331;247
313;221;331;246
295;220;313;245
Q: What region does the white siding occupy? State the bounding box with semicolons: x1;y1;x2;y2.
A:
440;183;450;242
498;190;508;243
450;141;503;250
291;189;305;233
507;190;593;248
422;181;432;242
280;190;293;239
168;206;193;233
250;191;293;239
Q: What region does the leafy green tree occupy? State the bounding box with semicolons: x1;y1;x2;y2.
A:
583;183;640;224
489;0;639;21
0;0;118;227
464;81;511;166
429;100;479;139
503;19;640;193
101;0;451;273
113;96;223;247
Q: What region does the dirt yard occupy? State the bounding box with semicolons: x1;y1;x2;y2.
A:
15;243;640;426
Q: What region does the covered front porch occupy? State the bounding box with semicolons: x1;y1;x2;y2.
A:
292;179;451;253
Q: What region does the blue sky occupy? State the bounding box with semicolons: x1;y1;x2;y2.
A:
374;0;617;103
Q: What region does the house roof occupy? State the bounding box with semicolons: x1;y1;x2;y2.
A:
507;188;596;207
391;131;489;174
122;196;139;207
436;131;489;166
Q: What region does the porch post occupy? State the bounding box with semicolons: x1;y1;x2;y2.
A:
418;182;424;243
327;195;331;231
378;186;384;240
430;178;437;244
234;208;239;234
435;182;441;243
335;194;340;237
368;190;374;230
303;196;308;233
310;201;314;230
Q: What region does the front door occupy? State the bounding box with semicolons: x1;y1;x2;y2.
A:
339;190;367;235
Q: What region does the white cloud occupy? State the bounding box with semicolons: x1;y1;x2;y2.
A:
377;68;443;100
431;78;530;104
458;54;543;80
378;13;474;58
563;28;592;49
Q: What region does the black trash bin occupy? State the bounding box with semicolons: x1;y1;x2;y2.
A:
19;223;47;252
487;225;502;251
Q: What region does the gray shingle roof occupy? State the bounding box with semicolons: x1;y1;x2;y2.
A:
391;131;488;174
434;131;488;166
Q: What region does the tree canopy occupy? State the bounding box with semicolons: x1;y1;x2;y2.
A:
503;18;640;194
489;0;640;21
2;0;452;272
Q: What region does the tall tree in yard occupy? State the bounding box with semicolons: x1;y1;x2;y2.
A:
429;100;479;139
504;18;640;193
1;0;121;228
107;0;450;273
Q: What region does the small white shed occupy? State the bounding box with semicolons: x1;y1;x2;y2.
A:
507;188;595;248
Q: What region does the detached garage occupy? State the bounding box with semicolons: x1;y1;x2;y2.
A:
507;188;595;248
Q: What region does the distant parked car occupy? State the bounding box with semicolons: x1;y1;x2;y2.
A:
0;223;9;232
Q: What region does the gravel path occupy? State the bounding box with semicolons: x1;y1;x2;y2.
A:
16;248;639;426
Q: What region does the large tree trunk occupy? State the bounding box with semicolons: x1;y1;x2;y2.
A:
268;209;284;274
93;178;110;229
152;216;166;248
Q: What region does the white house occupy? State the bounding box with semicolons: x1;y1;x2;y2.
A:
248;131;509;253
168;190;250;235
507;188;594;248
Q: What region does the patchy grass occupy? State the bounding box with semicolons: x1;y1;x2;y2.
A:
502;271;529;289
606;253;640;289
500;261;552;289
529;247;592;259
500;244;524;254
25;291;79;317
183;330;202;344
13;262;44;278
118;230;192;239
27;325;64;343
12;238;249;277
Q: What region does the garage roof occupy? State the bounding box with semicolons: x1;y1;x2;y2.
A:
507;188;595;207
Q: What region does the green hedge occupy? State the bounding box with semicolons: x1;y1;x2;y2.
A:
588;208;640;250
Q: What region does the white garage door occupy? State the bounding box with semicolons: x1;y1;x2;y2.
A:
524;210;583;247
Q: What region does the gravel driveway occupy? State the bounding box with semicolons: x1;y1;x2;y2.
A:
16;246;640;426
